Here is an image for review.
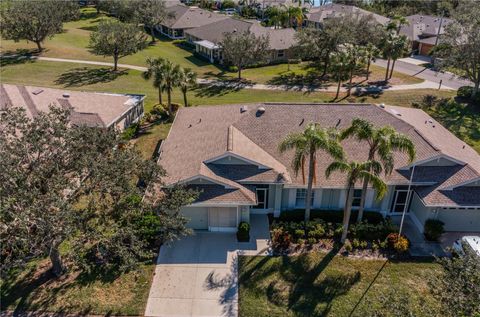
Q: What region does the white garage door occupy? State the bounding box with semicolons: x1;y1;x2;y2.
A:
437;209;480;232
208;207;238;232
181;207;208;230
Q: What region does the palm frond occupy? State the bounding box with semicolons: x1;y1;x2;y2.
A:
325;160;350;179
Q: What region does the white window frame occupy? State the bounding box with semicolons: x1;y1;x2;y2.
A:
352;189;363;208
295;189;314;208
255;188;268;210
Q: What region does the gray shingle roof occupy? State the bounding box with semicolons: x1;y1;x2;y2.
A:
158;103;480;207
306;4;389;26
400;14;454;42
163;5;228;29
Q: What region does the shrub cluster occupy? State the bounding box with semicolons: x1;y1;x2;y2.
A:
237;221;250;242
278;209;384;224
424;219;445;241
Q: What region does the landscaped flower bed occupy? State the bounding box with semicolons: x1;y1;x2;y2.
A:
271;211;409;257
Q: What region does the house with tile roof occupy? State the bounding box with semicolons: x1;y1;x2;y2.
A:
158;4;229;39
0;84;144;131
154;103;480;233
184;17;297;64
399;14;454;56
305;3;390;29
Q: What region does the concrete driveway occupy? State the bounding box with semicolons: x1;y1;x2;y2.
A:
145;215;270;317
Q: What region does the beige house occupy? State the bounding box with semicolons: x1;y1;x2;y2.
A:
185;17;297;64
155;103;480;233
0;84;144;131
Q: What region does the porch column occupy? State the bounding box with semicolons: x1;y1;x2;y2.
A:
274;185;282;217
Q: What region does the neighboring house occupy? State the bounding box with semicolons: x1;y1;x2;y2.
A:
0;84;144;131
155;103;480;233
184;17;296;64
399;14;453;56
158;4;229;39
305;3;390;29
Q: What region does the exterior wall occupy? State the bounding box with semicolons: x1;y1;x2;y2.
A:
319;189;342;209
113;99;144;131
240;205;250;223
409;193;431;232
380;185;396;214
158;25;186;39
435;208;480;232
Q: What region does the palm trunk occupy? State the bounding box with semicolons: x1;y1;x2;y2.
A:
384;58;391;82
49;241;64;277
357;149;375;222
183;89;188;107
335;80;341;99
389;59;396;79
366;59;371;80
348;68;353;96
167;88;172;115
305;149;315;228
341;187;354;243
158;87;163;105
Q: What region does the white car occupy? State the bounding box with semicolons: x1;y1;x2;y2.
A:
452;236;480;257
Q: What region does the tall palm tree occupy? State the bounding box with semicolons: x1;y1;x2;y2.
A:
142;57;166;105
388;35;408;79
279;124;344;226
364;43;380;80
329;51;352;99
388;15;410;35
178;67;197;107
380;32;395;82
160;59;182;115
341;119;416;222
325;160;387;243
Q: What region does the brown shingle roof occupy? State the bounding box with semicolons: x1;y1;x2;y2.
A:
163;5;228;29
306;4;389;26
158;103;480;207
186;184;256;204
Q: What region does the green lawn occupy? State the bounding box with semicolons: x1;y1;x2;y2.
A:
239;252;442;317
0;8;421;86
0;259;154;315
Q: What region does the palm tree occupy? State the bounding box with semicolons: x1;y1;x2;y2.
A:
279;124;344;226
364;43;379;80
388;35;408;79
325;160;387;243
380;32;395;82
341;119;416;222
329;51;352;99
142;57;166;105
161;59;182;115
388;15;409;35
178;67;197;107
265;6;282;28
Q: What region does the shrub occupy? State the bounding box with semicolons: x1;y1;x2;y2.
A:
308;228;326;239
278;209;384;224
386;233;400;249
457;86;480;103
237;221;250;242
349;220;397;241
372;241;379;252
121;122;140;140
134;209;161;246
422;94;438;107
394;236;409;253
424;219;445;241
379;240;388;249
294;229;306;240
297;238;306;246
344;239;353;252
352;238;360;249
271;228;291;250
360;240;368;249
307;237;317;245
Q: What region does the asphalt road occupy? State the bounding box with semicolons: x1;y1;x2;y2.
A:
373;58;473;90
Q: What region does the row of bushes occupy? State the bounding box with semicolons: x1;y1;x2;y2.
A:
344;233;409;253
278;209;385;225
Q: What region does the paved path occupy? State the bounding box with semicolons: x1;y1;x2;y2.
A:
373;58;472;90
4;55;455;92
145;215;270;317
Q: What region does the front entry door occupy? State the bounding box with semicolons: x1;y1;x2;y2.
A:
392;190;410;213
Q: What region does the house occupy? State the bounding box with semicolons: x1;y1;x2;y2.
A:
0;84;144;131
184;18;297;64
399;14;453;56
155;103;480;234
305;3;389;29
158;4;229;39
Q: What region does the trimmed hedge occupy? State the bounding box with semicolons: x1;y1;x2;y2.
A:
237;221;250;242
278;209;384;224
424;219;445;241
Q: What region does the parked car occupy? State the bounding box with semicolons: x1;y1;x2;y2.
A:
223;8;236;15
452;236;480;257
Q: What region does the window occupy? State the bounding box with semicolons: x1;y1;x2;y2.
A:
255;188;268;209
277;50;285;58
296;189;314;208
352;189;363;207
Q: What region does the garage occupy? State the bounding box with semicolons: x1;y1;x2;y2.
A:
437;208;480;232
181;206;208;230
208;207;238;232
180;206;239;232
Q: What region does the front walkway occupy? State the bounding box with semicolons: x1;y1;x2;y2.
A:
390;215;446;257
144;214;270;317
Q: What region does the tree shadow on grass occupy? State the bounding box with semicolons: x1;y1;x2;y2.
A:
55;67;127;87
0;49;40;67
193;81;247;98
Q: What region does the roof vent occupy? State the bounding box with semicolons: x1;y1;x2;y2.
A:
379;103;385;108
256;106;266;116
240;105;248;113
32;89;44;95
62;93;70;98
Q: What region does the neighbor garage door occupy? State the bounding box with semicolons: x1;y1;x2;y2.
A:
208;207;238;232
437;209;480;232
181;207;208;230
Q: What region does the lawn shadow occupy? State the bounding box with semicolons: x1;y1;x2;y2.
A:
0;49;40;67
55;67;127;87
267;70;329;91
278;247;361;316
193;81;247;98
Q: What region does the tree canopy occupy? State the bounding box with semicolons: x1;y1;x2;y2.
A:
132;0;169;42
220;31;270;79
0;106;197;276
0;0;79;51
89;20;148;71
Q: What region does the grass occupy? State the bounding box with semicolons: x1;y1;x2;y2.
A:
0;259;154;315
238;252;442;317
0;7;422;86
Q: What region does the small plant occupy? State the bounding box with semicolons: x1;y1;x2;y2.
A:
360;240;368;249
237;221;250;242
422;94;438;108
344;239;353;252
372;241;379;252
379;240;388;249
294;229;305;240
297;238;306;246
121;122;140;140
386;233;400;249
307;237;317;245
424;219;444;241
271;228;291;250
394;235;409;253
352;238;360;249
